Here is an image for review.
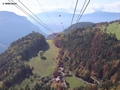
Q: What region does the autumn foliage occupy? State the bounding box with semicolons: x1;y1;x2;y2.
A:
54;23;120;89
0;32;48;87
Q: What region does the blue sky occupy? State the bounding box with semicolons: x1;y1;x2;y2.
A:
0;0;120;16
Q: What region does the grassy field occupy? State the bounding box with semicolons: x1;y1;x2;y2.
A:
27;40;59;76
106;22;120;40
101;22;120;40
13;40;59;89
66;76;85;89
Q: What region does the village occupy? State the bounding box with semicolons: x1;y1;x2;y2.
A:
49;57;100;90
51;60;69;89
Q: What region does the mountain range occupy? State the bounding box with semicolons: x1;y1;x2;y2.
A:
0;11;120;53
80;11;120;22
30;11;120;33
35;11;120;23
0;11;45;53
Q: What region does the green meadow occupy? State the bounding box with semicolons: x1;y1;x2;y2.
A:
13;40;59;89
101;22;120;40
66;77;85;89
27;40;58;76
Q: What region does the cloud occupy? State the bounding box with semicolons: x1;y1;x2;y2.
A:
59;1;120;14
103;1;120;12
1;0;120;16
86;1;120;13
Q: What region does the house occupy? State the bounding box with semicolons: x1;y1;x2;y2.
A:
55;76;60;82
59;67;64;72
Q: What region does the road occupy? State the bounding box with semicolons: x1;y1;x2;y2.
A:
90;76;100;85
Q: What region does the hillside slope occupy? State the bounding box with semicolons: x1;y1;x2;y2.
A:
12;40;59;89
0;11;45;53
0;32;48;88
54;25;120;89
63;22;95;33
97;20;120;40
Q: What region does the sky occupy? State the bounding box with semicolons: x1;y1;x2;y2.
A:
0;0;120;34
0;0;120;16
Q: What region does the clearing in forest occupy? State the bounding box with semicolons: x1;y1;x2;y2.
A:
28;40;59;76
66;76;85;89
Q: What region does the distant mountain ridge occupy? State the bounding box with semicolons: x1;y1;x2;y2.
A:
0;11;45;53
35;11;120;38
64;22;95;33
46;33;60;40
80;11;120;22
46;22;95;39
33;11;120;33
35;11;120;23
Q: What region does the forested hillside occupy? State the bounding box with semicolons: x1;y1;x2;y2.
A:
0;32;48;88
54;21;120;89
64;22;95;33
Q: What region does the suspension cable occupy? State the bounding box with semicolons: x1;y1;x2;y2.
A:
77;0;90;23
73;0;90;30
76;0;87;23
70;0;79;25
8;0;54;33
37;0;58;31
18;0;54;33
